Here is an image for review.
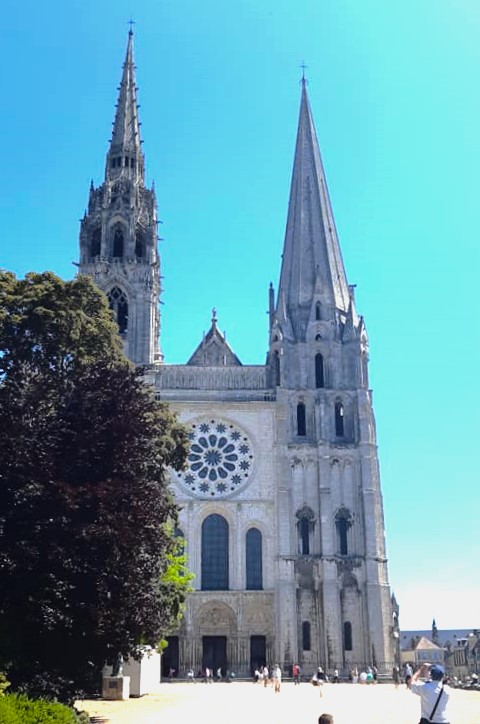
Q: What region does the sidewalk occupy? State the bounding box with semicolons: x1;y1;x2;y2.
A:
77;681;480;724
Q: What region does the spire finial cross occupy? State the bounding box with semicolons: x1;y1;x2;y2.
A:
128;18;136;35
300;61;308;86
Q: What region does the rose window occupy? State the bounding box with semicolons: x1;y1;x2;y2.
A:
175;419;254;498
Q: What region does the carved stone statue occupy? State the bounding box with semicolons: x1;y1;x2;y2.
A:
111;652;124;677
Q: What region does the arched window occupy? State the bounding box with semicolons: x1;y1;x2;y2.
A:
107;287;128;335
273;350;280;386
335;401;345;437
246;528;262;590
299;517;310;555
302;621;311;651
201;514;229;590
335;513;350;556
297;402;306;436
90;228;101;257
112;227;124;258
315;353;324;388
135;230;145;258
315;302;321;321
344;621;353;651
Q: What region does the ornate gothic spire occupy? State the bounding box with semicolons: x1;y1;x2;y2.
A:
106;30;144;182
276;79;350;339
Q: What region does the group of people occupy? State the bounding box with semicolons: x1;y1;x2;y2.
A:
185;666;223;682
253;665;283;691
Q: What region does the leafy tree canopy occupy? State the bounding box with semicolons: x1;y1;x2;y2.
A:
0;272;190;703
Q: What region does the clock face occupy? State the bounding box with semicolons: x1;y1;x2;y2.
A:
174;418;254;499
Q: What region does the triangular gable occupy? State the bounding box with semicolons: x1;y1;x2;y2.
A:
187;311;242;367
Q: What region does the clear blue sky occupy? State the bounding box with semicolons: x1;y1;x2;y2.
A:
1;0;479;631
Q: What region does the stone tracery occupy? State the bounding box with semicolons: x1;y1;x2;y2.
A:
176;418;254;498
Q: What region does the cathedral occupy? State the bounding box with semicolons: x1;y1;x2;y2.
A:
78;31;398;678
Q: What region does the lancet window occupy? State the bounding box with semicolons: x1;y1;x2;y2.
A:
112;226;124;258
344;621;353;651
201;514;229;590
297;402;306;436
246;528;262;590
135;229;145;258
335;401;345;437
107;287;128;335
335;508;352;556
302;621;311;650
315;353;324;388
90;228;101;257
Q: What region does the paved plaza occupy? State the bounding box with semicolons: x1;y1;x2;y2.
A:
79;681;480;724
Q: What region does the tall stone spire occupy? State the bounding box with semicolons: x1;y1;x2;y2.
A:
106;29;144;182
79;30;161;365
276;79;350;341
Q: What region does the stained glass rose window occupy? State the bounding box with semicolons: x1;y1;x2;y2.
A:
175;419;254;498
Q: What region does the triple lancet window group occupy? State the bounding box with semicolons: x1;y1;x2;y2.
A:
88;226;146;260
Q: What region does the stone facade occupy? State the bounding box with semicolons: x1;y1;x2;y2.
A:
79;33;397;678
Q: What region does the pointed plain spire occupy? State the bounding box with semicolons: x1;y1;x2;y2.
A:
276;79;350;339
106;30;144;181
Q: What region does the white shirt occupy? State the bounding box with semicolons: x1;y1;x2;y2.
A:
410;680;450;723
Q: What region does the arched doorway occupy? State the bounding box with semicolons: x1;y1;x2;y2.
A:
196;601;236;677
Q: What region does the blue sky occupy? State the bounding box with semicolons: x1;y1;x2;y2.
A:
1;0;479;630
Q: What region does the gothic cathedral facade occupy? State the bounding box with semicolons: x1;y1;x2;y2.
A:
79;33;398;677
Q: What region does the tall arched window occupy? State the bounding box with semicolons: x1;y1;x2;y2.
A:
273;351;280;386
315;353;325;388
90;228;101;257
302;621;311;651
297;402;306;436
299;517;310;555
315;302;321;320
246;528;262;590
335;401;345;437
201;514;229;590
112;227;124;258
336;517;349;555
135;230;145;258
344;621;353;651
108;287;128;335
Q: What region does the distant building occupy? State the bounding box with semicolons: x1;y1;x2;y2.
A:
445;632;480;680
400;629;472;651
400;629;480;679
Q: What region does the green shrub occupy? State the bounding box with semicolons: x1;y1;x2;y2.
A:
0;693;79;723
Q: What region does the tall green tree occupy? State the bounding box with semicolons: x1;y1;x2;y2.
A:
0;272;189;702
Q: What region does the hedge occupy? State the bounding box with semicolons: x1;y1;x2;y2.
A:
0;693;82;723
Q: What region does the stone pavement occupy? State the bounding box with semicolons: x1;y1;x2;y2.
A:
77;681;480;724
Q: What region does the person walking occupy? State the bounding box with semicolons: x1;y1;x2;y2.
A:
273;664;282;693
313;666;326;697
410;663;451;724
293;663;301;685
262;664;269;687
